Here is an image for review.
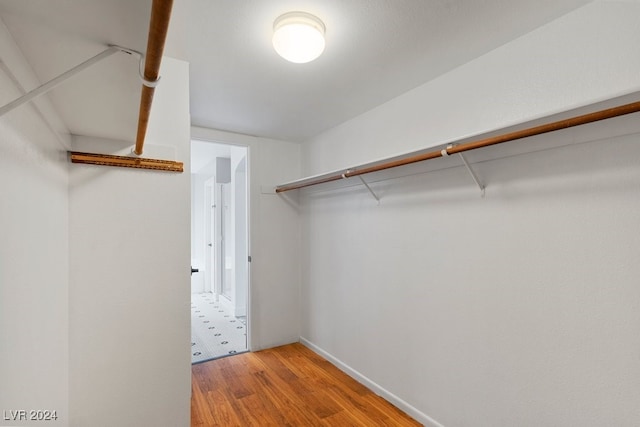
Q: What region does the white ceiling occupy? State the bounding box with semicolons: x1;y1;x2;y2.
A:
0;0;592;144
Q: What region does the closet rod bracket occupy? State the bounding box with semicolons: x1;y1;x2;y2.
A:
458;152;485;197
443;144;485;197
358;175;380;203
0;45;133;117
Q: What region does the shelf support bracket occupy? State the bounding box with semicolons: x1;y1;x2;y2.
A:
442;144;485;197
458;152;485;197
0;45;132;117
357;175;380;203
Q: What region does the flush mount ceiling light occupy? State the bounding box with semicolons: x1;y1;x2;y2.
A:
272;11;325;63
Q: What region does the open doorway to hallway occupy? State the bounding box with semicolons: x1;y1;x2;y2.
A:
190;140;249;363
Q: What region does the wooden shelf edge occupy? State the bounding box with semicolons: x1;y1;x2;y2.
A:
68;151;184;173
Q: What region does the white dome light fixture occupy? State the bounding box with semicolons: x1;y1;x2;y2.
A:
272;12;325;64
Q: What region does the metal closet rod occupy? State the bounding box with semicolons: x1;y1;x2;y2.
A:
134;0;174;156
275;100;640;193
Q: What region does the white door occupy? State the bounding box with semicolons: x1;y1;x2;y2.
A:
204;178;216;295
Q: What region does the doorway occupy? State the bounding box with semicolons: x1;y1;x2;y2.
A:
190;140;249;363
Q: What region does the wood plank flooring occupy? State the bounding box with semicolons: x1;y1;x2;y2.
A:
191;342;422;426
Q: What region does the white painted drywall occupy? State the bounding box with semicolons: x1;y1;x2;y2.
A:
0;17;70;425
68;57;191;427
301;129;640;427
299;2;640;426
191;127;302;350
303;1;640;176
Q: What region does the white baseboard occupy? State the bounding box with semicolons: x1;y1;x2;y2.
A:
299;337;445;427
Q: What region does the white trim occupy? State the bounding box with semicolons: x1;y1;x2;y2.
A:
299;337;446;427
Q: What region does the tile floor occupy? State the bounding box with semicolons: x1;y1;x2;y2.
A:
191;292;247;364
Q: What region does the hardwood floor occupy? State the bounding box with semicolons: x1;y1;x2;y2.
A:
191;342;422;426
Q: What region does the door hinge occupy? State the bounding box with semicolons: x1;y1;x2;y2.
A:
248;256;252;263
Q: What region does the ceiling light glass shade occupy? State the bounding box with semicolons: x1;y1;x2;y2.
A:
273;12;325;63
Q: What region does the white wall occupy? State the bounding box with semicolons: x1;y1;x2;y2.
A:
0;17;70;425
303;0;640;175
68;57;191;427
300;2;640;426
301;130;640;427
191;127;301;350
